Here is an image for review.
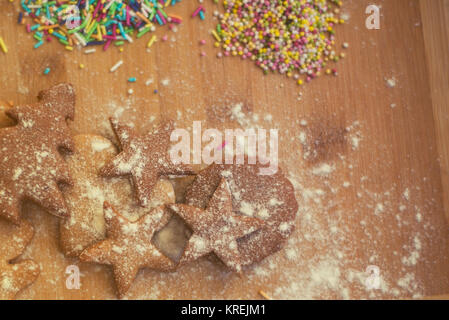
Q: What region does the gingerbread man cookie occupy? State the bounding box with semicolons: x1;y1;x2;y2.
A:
0;83;75;224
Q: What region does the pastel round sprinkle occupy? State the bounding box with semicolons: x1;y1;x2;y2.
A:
213;0;345;85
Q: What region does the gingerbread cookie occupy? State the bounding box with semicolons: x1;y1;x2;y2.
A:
185;161;298;266
100;118;195;207
0;219;40;299
0;83;75;224
169;178;264;272
60;134;176;257
80;202;175;298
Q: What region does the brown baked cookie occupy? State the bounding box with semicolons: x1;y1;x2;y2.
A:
0;83;75;224
0;219;40;300
80;202;175;299
100;118;195;207
185;161;298;266
60;134;176;257
169;178;264;272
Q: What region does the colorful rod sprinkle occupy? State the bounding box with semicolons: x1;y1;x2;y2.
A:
213;0;346;84
18;0;183;52
0;37;8;54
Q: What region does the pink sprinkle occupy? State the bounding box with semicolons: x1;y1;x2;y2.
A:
126;6;130;26
192;6;204;18
103;40;112;51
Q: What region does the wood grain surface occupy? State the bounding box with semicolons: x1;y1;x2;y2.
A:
0;0;448;299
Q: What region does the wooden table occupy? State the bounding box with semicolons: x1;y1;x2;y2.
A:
0;0;448;299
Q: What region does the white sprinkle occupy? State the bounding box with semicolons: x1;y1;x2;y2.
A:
84;48;96;54
110;60;123;72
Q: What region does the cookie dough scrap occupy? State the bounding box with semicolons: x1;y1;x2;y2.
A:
0;219;40;300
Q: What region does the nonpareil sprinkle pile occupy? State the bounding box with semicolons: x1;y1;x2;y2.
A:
18;0;183;52
213;0;347;84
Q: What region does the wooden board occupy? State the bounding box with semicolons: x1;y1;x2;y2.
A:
0;0;449;299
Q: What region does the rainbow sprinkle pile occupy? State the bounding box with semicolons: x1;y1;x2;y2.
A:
18;0;183;51
213;0;346;84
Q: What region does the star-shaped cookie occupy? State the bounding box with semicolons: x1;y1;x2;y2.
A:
80;202;175;298
100;118;194;207
0;219;40;300
169;178;265;272
0;83;75;223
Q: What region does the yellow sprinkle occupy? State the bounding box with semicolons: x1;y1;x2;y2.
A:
0;37;8;54
79;63;85;69
211;30;221;42
147;35;157;48
85;20;96;34
258;290;272;300
65;46;73;51
97;25;103;41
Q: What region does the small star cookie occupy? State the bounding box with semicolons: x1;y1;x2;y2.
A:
80;202;175;298
0;219;40;300
169;178;264;273
100;118;194;207
0;83;75;224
